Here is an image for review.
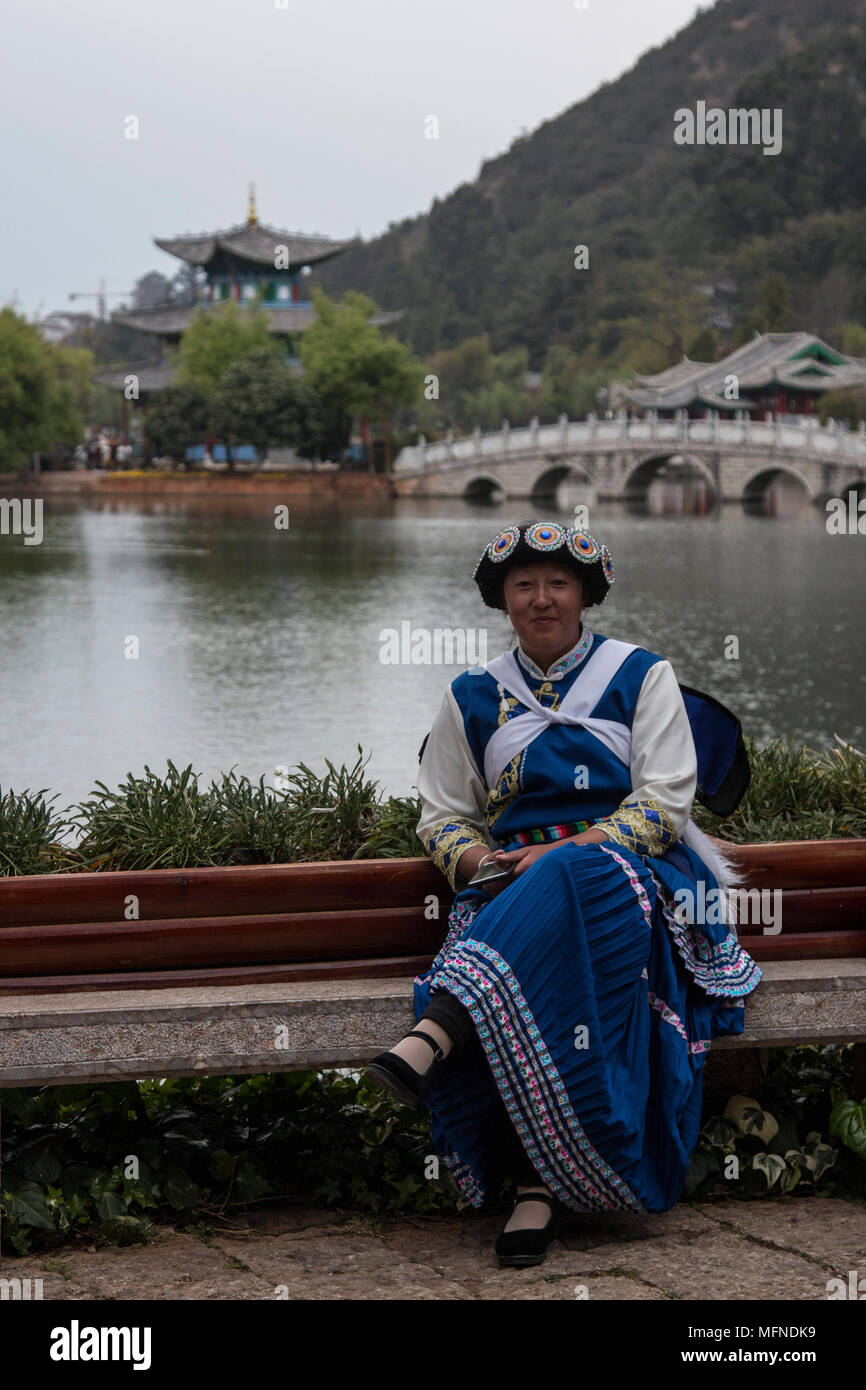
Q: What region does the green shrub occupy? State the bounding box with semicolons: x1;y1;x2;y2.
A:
687;1044;865;1201
0;1071;462;1256
1;736;864;877
693;736;866;843
62;750;423;872
69;761;233;871
2;1046;863;1255
0;786;70;877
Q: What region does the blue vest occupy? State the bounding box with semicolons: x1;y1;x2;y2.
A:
422;634;749;843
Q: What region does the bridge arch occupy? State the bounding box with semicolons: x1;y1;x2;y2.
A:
529;460;594;507
833;474;866;499
811;474;866;518
624;452;718;503
462;474;507;503
741;465;815;509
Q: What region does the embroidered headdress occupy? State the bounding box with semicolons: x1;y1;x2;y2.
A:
473;520;614;610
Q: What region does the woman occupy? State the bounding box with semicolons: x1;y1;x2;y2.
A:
365;521;762;1268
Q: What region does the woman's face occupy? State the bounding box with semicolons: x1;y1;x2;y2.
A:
502;562;585;663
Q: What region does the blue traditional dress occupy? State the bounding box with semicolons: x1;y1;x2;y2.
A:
414;624;762;1214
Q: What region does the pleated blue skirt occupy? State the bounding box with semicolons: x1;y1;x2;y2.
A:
413;839;762;1214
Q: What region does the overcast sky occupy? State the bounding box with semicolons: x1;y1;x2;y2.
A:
3;0;703;321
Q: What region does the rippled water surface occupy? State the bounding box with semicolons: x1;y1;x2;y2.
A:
1;491;863;811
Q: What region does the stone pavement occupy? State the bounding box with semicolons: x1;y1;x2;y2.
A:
5;1197;865;1300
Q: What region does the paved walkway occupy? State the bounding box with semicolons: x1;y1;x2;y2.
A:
6;1197;865;1300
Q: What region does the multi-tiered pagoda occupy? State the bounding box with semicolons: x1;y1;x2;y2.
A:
100;188;400;425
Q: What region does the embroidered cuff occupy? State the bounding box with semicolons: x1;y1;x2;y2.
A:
423;819;489;889
595;796;678;858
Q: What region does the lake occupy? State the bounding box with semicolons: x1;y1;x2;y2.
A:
1;487;863;816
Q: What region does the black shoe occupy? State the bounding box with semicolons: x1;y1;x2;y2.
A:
363;1028;452;1107
495;1190;558;1268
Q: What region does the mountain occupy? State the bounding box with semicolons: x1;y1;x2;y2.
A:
314;0;866;371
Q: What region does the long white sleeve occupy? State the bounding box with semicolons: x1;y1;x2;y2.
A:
595;659;697;856
416;686;491;887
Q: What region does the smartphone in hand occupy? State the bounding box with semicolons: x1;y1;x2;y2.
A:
468;857;516;890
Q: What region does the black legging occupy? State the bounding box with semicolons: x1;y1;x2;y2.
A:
418;991;542;1187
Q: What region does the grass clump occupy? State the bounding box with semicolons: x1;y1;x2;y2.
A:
0;786;70;876
693;736;866;844
63;748;424;873
0;736;863;876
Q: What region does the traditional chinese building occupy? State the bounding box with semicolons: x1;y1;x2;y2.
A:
98;187;401;444
611;332;866;420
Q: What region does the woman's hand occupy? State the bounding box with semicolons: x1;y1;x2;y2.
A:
455;845;494;883
490;841;566;877
491;826;609;879
454;845;509;895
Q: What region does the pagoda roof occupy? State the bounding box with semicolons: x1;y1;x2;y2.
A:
616;333;866;409
93;361;178;392
113;302;403;337
155;221;355;269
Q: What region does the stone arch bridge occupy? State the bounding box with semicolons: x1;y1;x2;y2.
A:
393;414;866;506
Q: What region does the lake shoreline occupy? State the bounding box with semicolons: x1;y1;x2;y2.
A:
0;469;393;498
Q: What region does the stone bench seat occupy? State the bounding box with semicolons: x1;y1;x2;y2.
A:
0;960;864;1088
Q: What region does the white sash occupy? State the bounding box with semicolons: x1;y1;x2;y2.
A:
482;639;638;788
478;642;745;897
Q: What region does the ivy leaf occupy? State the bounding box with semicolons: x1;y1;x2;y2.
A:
25;1150;64;1187
723;1095;779;1144
96;1190;127;1221
164;1167;205;1210
208;1149;236;1180
100;1215;151;1247
359;1119;396;1148
4;1184;57;1230
684;1146;721;1195
703;1116;738;1148
829;1098;866;1158
802;1137;837;1181
768;1117;801;1156
314;1174;343;1204
752;1153;786;1189
784;1148;810;1170
234;1158;272;1201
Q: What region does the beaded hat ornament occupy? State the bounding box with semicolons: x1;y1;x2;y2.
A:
473;519;614;610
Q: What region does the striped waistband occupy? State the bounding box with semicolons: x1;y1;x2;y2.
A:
510;819;594;846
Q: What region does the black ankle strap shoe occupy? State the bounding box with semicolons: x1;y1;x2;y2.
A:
495;1190;558;1267
363;1028;450;1107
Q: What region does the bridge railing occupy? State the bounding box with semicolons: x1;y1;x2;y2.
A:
394;413;866;473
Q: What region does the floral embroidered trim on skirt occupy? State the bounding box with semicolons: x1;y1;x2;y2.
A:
413;838;761;1215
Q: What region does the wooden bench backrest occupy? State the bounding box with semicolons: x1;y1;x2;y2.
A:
0;842;863;993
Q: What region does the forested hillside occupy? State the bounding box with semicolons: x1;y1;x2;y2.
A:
315;0;866;375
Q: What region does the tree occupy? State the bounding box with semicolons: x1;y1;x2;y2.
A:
742;272;795;337
176;299;279;395
169;264;207;304
638;267;709;365
840;322;866;357
818;387;866;428
685;327;719;362
299;290;421;464
145;382;210;463
539;346;609;421
209;350;324;466
458;346;534;431
419;333;539;433
429;334;495;405
132;272;173;309
0;307;91;469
